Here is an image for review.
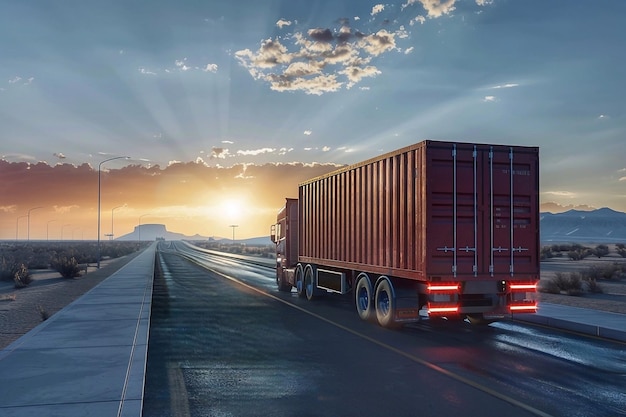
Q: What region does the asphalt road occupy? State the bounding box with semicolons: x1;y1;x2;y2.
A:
142;242;626;417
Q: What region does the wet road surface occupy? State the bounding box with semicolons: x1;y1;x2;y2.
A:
142;242;626;417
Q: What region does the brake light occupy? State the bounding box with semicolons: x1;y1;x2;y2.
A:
510;283;538;291
509;303;537;312
428;306;459;313
428;283;460;292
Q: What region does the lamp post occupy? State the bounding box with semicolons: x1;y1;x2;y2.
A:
47;220;57;241
138;214;151;241
16;215;28;241
27;206;43;241
229;224;238;243
98;156;130;268
110;205;123;241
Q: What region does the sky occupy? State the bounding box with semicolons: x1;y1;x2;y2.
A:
1;0;625;240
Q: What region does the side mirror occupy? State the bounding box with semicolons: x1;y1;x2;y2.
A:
270;224;277;243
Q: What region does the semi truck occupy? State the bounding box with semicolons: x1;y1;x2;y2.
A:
270;140;539;328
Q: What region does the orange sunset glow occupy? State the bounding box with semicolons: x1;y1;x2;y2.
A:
0;161;341;241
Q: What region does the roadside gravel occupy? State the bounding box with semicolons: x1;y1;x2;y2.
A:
0;251;142;349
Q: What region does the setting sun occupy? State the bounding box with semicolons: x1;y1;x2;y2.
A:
219;198;244;223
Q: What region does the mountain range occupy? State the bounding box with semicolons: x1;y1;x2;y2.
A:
116;224;272;246
118;208;626;245
540;207;626;243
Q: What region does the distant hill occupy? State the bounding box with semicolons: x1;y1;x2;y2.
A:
116;224;272;245
118;213;626;245
540;207;626;243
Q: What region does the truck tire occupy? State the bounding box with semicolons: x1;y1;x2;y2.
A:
304;265;316;301
355;273;375;322
277;271;291;292
375;277;399;328
295;264;306;298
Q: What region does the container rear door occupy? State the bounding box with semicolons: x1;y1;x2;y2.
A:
427;143;539;279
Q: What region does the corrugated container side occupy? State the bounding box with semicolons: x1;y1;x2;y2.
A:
298;140;539;283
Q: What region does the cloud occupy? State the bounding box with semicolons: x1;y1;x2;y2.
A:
53;205;79;214
597;114;609;120
619;176;626;182
0;205;17;213
276;19;292;29
237;148;276;156
234;0;494;95
203;64;218;73
322;146;331;152
235;25;397;95
221;140;234;144
402;0;457;18
544;190;577;198
175;59;190;71
53;153;66;159
540;202;596;213
9;76;21;84
483;95;497;102
139;68;157;76
211;147;230;159
490;83;519;89
303;130;312;135
475;0;493;5
371;4;385;16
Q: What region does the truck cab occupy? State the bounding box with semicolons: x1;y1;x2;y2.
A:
270;198;299;292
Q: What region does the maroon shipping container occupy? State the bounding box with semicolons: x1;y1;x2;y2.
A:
271;140;539;328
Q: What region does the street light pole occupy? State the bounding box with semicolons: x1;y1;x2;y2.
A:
98;156;130;268
229;224;238;243
16;215;27;241
27;206;43;241
47;220;57;241
138;214;151;241
111;205;123;241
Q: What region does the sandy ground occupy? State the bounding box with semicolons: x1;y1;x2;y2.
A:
1;250;625;349
0;252;141;349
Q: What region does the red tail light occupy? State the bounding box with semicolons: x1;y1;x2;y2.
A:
427;283;460;292
509;303;537;312
510;283;538;291
428;306;459;313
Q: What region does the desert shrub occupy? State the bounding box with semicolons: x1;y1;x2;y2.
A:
51;256;82;278
1;257;22;282
584;263;625;281
38;305;50;321
552;272;584;296
13;264;33;288
540;246;554;260
565;273;584;296
617;244;626;258
539;279;560;294
592;244;610;258
568;246;592;260
585;278;604;294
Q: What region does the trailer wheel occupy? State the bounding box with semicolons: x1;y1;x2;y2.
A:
276;271;291;292
355;274;375;322
375;277;399;328
294;264;306;298
304;265;316;301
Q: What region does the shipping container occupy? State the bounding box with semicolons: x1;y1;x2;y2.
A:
271;140;539;328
